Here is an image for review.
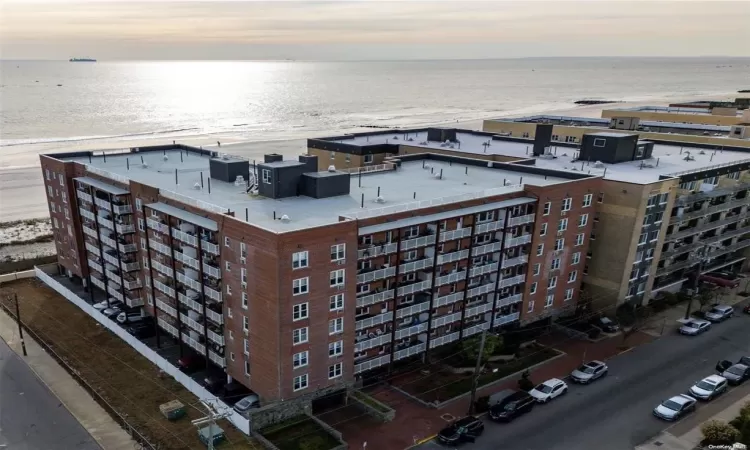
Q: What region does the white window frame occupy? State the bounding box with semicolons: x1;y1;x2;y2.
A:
558;218;568;232
293;374;308;392
555;238;564;251
575;233;585;246
550;258;560;270
330;293;344;311
243;316;249;332
571;252;581;265
529;282;537;295
293;351;309;368
533;263;541;276
293;327;309;345
293;277;309;295
561;197;572;212
548;276;557;289
564;288;574;301
242;292;248;309
545;294;554;308
540;223;547;236
363;154;374;164
329;340;343;357
293;302;309;321
582;194;593;207
330;269;345;287
543;202;551;216
292;251;308;269
262;169;271;184
224;237;230;247
328;362;343;379
536;244;544;256
329;317;344;335
578;214;588;228
593;138;606;147
331;243;346;261
527;300;535;313
243;338;249;355
568;270;577;283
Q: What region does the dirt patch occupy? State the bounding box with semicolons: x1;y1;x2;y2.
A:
0;278;259;450
261;416;341;450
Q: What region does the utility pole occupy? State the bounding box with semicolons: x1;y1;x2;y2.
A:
467;329;487;415
14;294;28;356
192;400;230;450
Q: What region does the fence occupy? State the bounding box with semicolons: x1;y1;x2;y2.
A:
33;268;251;435
0;269;37;285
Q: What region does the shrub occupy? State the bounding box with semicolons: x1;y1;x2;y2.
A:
462;333;503;363
701;420;740;446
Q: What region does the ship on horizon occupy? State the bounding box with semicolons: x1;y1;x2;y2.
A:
69;57;96;62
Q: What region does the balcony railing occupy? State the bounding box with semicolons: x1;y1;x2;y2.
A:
463;321;491;337
204;285;222;302
474;220;505;235
124;278;141;290
470;262;498;278
499;275;526;288
156;298;178;317
473;241;503;257
505;234;533;247
468;282;495;298
437;249;470;265
434;291;464;308
176;272;201;291
108;285;123;302
430;331;460;348
675;181;750;206
357;266;396;284
401;234;436;251
358;242;398;259
82;224;98;239
206;308;224;325
395;322;428;340
77;190;93;204
152;259;174;278
146;218;170;234
666;210;750;242
355;333;391;352
203;262;221;279
439;227;472;242
397;278;433;297
171;229;198;247
85;242;100;256
79;208;96;221
182;334;205;354
173;251;200;270
675;198;747;223
178;293;203;314
97;215;115;230
662;227;750;259
103;252;119;267
151;241;172;258
207;329;225;346
400;258;433;275
113;204;132;215
356;289;395;308
354;354;390;374
180;313;205;334
396;300;431;319
94;197;111;210
393;342;426;361
431;311;462;328
105;269;122;285
90;276;106;291
508;213;535;227
436;270;466;287
496;293;523;308
122;261;140;272
202;240;220;256
116;223;135;234
495;312;521;326
465;301;493;318
119;242;137;253
157;318;179;338
502;254;529;269
100;235;117;249
125;296;144;308
355;311;394;331
209;351;225;368
153;279;175;298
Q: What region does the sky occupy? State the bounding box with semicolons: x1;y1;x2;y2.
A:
1;0;749;61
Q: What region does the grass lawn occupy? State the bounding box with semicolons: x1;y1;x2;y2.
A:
396;346;561;404
261;416;342;450
0;279;258;450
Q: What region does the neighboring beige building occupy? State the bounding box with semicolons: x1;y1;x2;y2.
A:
601;106;750;127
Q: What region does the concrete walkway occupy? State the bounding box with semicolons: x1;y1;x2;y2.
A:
0;308;136;450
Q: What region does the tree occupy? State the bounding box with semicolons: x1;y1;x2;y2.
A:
701;420;741;446
696;289;714;312
461;333;503;364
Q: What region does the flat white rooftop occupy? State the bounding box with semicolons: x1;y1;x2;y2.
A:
62;150;572;233
608;105;744;117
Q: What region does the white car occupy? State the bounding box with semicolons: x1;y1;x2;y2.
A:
653;394;697;421
679;319;710;335
93;299;110;310
689;375;728;400
528;378;568;403
570;360;608;384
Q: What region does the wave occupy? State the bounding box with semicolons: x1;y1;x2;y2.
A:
0;127;202;147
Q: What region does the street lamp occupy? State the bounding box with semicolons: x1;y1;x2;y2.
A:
684;243;721;320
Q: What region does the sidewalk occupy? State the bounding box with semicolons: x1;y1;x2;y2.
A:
0;307;136;450
325;330;654;449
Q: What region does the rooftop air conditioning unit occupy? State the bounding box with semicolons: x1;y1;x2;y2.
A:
375;196;386;203
280;214;291;223
328;165;336;172
593;161;605;169
222;153;229;160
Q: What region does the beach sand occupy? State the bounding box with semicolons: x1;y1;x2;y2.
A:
0;94;735;223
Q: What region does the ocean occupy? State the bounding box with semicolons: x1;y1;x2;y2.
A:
2;57;749;149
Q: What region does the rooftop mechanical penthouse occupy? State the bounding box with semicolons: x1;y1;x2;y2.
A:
41;142;601;403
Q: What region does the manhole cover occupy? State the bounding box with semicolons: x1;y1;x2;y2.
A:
440;413;455;422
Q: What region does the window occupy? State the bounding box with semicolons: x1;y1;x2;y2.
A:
527;300;535;313
363;154;374;164
403;249;418;261
331;243;346;261
550;258;560;270
593;138;606;147
583;194;593;207
292;251;309;269
45;169;50;180
630;268;639;280
522;132;530;138
225;261;231;272
654;212;664;224
135;198;142;210
548;277;557;289
229;330;234;340
533;263;541;276
578;214;588;228
230;352;235;362
529;282;537;294
403;226;419;239
561;197;572;212
571;252;580;265
575;233;585;246
558;218;568;232
638;232;647;245
293;277;309;295
293;327;309;345
545;294;554;308
61;192;67;204
226;285;232;296
47;185;53;197
262;169;271;184
293;303;309;321
360;235;372;245
552;134;559;141
329;340;343;357
329;363;343;379
242;292;248;309
330;269;345;287
138;218;144;231
567;271;577;283
536;244;544;256
330;294;344;311
540;223;547;236
597;192;604;203
564;288;574;301
240;242;247;262
647;194;659;208
477;211;495;223
329;318;344;335
633;251;643;263
243;338;249;354
245;361;250;376
293;351;309;368
330;151;335;160
293;374;308;391
241;267;247;286
555;238;564;251
53;218;59;228
243;316;249;332
543;202;551;216
645;248;655;260
224;237;230;247
58;173;64;185
649;230;659;242
642;214;651;226
64;208;70;219
659;193;669;205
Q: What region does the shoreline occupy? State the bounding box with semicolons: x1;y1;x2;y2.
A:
0;92;738;223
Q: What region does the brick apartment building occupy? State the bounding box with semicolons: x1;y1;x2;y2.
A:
41;131;600;403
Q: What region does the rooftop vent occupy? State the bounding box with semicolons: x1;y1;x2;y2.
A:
234;175;245;186
222;153;230;160
375;196;386;203
142;162;149;168
699;150;706;155
433;172;442;179
193;182;201;190
593;161;605;169
280;214;291;223
328;165;336;172
162;155;168;161
424;164;431;169
393;136;399;140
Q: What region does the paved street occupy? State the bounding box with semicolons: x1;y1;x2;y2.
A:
0;338;101;450
418;312;750;450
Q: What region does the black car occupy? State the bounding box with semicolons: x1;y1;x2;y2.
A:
437;416;484;445
722;364;750;385
488;391;535;422
739;356;750;367
717;359;733;373
591;317;620;333
203;374;224;394
125;321;156;339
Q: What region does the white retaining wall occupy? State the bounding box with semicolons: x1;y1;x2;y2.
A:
0;269;37;285
35;267;251;435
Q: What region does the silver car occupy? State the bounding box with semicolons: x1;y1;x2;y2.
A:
704;305;734;323
570;360;608;384
679;319;710;335
653;394;697;421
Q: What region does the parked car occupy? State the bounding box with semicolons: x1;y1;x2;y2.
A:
125;322;156;339
528;378;568;403
679;319;711;335
102;305;123;319
116;310;146;324
93;298;119;311
203;374;224;394
177;354;203;373
743;304;750;315
653;394;697;421
722;364;750;385
570;361;608;384
717;360;734;373
699;273;741;288
591;316;620;333
233;394;261;416
488;391;535;422
437;416;484;445
689;375;728;400
739;356;750;367
704;305;734;323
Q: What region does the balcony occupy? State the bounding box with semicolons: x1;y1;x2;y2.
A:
178;292;203;314
108;285;123;301
87;259;102;276
171;229;198;247
94;197;111;210
675;181;750;206
496;293;523;308
207;328;225;346
502;254;529;269
395;322;428;340
180;313;205;334
356;289;395;308
463;321;491;337
355;333;391;352
508;213;535;227
124;278;141;290
505;234;533;247
156;298;178;317
495;312;521;326
499;275;526;288
430;331;460;348
125;296;145;308
146;218;170;234
100;235;117;249
473;241;503;257
675;198;747;222
209;351;225;368
439;227;473;242
434;291;464;308
397;278;433;297
119;242;137;253
122;261;140;272
396;299;431;319
470;262;498;278
437;249;470;265
355;311;394;331
358;242;397;260
105;269;122;285
400;258;433;275
157;318;179;338
666;210;750;242
90;276;106;291
113;203;132;215
203;262;221;279
85;242;100;256
182;334;206;355
401;233;436;251
97;215;115;230
151;241;172;258
354;354;390;374
465;301;493;318
468;282;495;298
357;266;396;284
176;272;201;291
79;208;96;221
77;189;93;204
153;279;175;298
202;240;220;256
173;250;199;270
431;311;462;328
205;308;224;325
436;270;466;287
116;222;135;234
393;341;426;361
663;227;750;259
82;223;98;239
152;259;174;278
474;220;505;235
103;252;120;267
204;285;222;302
